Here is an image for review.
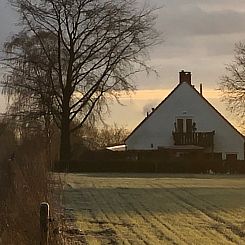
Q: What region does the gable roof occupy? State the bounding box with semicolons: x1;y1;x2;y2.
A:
125;82;245;142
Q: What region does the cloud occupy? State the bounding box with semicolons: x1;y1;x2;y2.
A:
134;1;245;90
119;88;221;101
160;7;245;37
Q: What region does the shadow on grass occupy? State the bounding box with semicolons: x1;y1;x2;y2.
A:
63;185;245;214
61;172;245;179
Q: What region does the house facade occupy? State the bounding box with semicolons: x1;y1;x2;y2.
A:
125;71;245;160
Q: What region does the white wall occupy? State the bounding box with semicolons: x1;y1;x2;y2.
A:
126;82;245;160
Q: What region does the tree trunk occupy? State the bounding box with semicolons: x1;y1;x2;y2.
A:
59;99;71;165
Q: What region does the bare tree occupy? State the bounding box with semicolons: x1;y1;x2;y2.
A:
2;0;160;162
74;123;129;149
220;43;245;128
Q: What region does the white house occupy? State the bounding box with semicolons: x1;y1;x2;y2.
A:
125;71;245;160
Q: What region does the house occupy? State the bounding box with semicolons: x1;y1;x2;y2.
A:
125;70;245;160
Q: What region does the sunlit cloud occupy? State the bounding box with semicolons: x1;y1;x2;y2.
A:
119;88;221;101
119;89;169;101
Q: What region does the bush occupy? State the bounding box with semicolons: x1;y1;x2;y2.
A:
55;150;245;174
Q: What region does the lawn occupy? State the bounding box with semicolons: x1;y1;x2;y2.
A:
63;173;245;244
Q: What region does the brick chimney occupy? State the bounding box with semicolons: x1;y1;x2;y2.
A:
179;70;191;84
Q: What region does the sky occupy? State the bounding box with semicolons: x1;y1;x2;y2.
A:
0;0;245;132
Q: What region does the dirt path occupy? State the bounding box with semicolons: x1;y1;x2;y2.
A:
62;173;245;244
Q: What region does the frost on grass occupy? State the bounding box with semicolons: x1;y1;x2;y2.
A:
62;173;245;245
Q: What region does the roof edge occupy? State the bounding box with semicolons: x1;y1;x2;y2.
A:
124;82;182;142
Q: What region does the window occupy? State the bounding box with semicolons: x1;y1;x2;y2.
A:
226;153;237;161
176;119;184;132
186;119;193;133
175;117;195;133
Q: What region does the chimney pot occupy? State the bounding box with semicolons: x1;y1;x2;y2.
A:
179;70;191;84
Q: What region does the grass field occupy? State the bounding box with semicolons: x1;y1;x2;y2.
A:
63;173;245;244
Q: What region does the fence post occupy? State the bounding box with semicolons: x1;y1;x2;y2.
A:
40;202;49;245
